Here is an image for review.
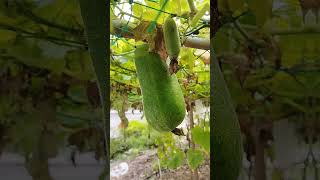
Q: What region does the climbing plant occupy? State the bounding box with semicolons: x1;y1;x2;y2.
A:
0;0;211;179
110;0;210;179
213;0;320;179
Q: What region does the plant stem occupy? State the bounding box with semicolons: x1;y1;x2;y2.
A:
187;0;197;15
112;19;210;50
188;100;199;180
114;5;141;20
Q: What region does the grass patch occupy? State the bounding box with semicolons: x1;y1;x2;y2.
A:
110;120;161;160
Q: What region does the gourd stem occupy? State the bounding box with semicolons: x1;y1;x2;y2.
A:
187;0;197;15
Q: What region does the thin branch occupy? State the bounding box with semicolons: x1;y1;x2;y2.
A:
271;27;320;35
232;20;265;67
183;36;210;50
112;19;210;50
0;23;86;48
241;25;320;35
114;5;141;20
112;50;135;56
186;24;210;36
22;34;83;48
110;78;138;88
194;50;209;60
132;2;177;16
233;21;252;41
111;56;136;73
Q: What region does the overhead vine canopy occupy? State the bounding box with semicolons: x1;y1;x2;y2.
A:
110;0;210;114
0;0;211;179
214;0;320;121
0;0;107;179
109;1;211;179
213;0;320;179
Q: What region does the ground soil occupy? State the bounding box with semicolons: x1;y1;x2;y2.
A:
110;150;210;180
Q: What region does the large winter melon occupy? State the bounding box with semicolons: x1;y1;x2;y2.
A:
135;44;186;132
212;44;243;180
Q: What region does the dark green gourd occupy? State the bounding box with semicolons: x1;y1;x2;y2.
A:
212;45;243;180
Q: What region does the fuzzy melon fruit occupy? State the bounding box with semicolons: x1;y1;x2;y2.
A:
163;17;181;58
134;44;186;132
212;43;243;180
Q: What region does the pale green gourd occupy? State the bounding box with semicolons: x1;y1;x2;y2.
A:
163;17;181;58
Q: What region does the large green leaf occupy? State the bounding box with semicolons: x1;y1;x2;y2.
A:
167;148;185;169
227;0;245;12
248;0;273;26
67;85;88;103
191;125;210;153
187;149;204;170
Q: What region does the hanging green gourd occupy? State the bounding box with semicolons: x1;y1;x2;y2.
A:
163;16;181;74
134;44;186;132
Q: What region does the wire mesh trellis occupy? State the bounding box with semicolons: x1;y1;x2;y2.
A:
110;0;170;55
110;0;210;60
111;0;171;38
111;0;209;36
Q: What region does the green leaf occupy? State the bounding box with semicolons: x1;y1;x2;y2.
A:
8;113;42;155
0;30;16;45
7;39;65;73
218;0;229;14
197;72;210;84
167;148;184;169
187;149;204;170
281;98;308;113
35;0;82;28
227;0;245;12
267;72;306;98
180;47;195;70
67;85;88;103
190;3;209;28
212;30;232;54
175;0;182;15
56;112;87;129
248;0;273;26
132;4;144;18
30;77;46;93
191;126;210;153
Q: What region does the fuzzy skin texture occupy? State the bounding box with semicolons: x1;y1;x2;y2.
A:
212;44;243;180
163;17;181;58
135;44;185;132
